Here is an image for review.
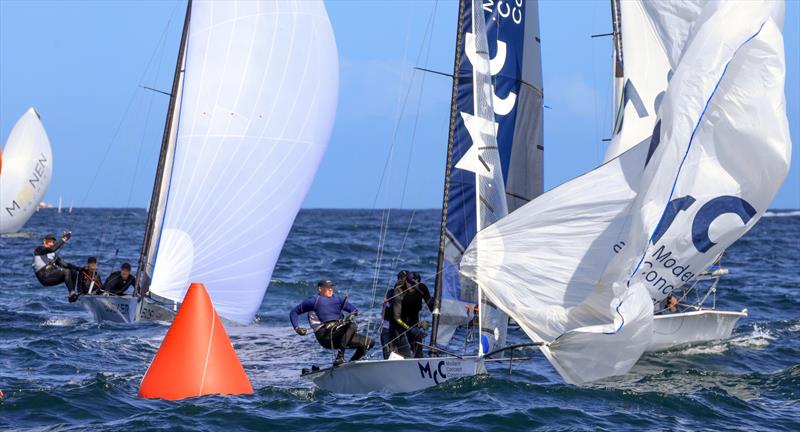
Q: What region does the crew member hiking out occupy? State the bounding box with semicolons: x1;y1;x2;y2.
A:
381;271;413;359
103;263;136;296
77;256;103;295
32;231;79;302
400;271;433;357
290;279;374;366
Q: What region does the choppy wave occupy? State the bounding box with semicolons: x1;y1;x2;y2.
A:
1;209;798;431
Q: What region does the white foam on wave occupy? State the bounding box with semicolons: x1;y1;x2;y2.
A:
676;324;774;355
680;344;728;356
42;316;81;327
728;324;775;349
762;210;800;218
0;230;36;238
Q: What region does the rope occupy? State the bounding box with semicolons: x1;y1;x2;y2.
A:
360;1;439;353
64;4;180;266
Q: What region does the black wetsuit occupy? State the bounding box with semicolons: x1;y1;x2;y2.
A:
400;282;433;357
104;272;136;296
32;240;77;294
380;286;412;359
386;286;414;358
77;269;103;295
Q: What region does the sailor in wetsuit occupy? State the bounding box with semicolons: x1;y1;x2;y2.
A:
380;271;413;359
290;279;375;366
400;271;434;357
76;256;103;295
32;231;79;302
103;263;136;295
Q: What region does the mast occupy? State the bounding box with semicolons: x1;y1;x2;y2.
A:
430;0;467;354
610;0;624;132
135;0;192;297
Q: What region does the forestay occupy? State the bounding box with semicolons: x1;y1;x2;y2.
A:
434;0;544;349
148;0;339;324
0;108;52;234
461;1;791;384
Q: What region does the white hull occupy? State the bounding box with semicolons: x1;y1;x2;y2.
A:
647;309;747;352
303;356;487;394
79;295;176;324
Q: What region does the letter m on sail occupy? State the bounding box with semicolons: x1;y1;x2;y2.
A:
5;200;20;216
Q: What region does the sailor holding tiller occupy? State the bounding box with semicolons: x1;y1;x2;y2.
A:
290;279;374;366
32;231;80;302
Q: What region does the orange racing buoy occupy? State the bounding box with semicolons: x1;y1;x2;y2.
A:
138;282;253;400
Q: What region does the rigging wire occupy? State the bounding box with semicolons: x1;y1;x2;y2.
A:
361;1;440;348
89;6;181;261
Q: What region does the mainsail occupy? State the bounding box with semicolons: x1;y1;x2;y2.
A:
0;108;52;234
432;0;545;351
461;1;791;384
139;0;339;324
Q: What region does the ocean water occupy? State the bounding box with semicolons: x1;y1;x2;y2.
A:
1;208;798;431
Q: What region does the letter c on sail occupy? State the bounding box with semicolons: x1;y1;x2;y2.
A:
691;196;756;253
465;32;507;76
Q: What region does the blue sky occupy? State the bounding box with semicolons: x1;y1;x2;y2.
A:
1;0;798;209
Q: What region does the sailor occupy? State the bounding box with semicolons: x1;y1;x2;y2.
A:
400;271;433;357
290;280;374;366
103;263;136;295
657;294;680;315
32;231;79;302
77;256;103;295
380;271;413;359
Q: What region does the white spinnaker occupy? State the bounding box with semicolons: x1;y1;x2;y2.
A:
0;108;52;234
462;2;790;384
604;0;785;162
149;0;339;324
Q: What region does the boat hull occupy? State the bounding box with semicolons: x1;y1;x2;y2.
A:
647;309;748;352
79;295;139;323
78;295;176;323
303;356;487;394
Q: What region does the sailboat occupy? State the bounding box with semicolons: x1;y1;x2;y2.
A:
79;0;339;324
460;0;790;384
602;0;788;352
309;0;791;391
304;0;545;393
0;108;53;234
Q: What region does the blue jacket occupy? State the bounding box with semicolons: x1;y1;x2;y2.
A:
290;294;358;330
